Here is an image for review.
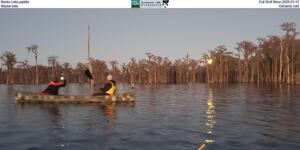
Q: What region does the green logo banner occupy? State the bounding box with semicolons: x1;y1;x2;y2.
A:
131;0;140;8
132;0;169;8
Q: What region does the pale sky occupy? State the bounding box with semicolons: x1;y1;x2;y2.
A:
0;9;299;67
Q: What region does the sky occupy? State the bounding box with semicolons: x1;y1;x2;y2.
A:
0;9;299;68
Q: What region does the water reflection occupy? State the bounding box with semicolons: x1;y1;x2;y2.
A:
102;103;117;120
42;104;62;130
19;103;62;130
198;88;216;150
1;84;300;150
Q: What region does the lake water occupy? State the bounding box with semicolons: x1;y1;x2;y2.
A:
0;84;299;150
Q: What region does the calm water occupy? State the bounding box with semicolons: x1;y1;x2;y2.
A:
0;84;300;150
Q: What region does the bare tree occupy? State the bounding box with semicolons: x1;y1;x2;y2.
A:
62;62;71;81
109;60;118;78
18;60;29;84
0;51;17;84
236;41;256;83
280;22;297;84
48;55;58;80
145;52;153;84
26;44;39;85
75;63;86;83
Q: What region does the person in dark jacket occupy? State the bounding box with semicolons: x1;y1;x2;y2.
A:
93;74;116;96
41;76;66;95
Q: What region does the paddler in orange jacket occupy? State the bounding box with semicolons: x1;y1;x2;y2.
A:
42;76;66;95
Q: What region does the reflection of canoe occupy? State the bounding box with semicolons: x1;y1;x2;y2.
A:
15;91;135;103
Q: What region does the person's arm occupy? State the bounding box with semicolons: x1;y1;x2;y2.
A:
101;83;112;92
59;79;66;87
50;80;66;87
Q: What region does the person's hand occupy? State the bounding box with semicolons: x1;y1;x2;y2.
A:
94;82;101;87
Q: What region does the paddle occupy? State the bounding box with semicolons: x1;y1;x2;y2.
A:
84;69;101;88
84;69;93;79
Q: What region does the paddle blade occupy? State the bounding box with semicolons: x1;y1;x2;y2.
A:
84;69;93;79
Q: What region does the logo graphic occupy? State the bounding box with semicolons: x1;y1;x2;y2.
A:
131;0;169;8
131;0;140;8
163;0;169;8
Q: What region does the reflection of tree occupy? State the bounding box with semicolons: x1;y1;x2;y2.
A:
198;88;216;150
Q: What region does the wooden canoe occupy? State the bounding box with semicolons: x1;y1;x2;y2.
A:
15;91;135;103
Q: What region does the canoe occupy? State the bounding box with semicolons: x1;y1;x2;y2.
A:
15;91;135;103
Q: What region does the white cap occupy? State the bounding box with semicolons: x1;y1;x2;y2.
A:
106;74;113;81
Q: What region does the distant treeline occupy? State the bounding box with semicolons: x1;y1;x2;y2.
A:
1;22;300;85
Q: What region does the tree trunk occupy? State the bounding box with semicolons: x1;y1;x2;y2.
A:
286;46;290;84
244;59;248;83
206;66;209;83
180;70;182;83
148;67;152;84
219;55;222;83
130;72;134;85
51;65;54;80
24;67;28;84
250;58;254;83
272;59;275;83
257;58;260;84
154;70;157;84
138;71;141;84
192;69;196;83
35;55;39;85
291;47;295;84
226;66;229;83
11;68;14;84
274;57;278;83
279;39;283;83
185;70;189;83
238;54;241;83
6;68;9;85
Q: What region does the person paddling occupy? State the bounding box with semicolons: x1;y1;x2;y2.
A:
41;76;66;95
93;74;116;96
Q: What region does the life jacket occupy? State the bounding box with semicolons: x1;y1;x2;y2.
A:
105;82;116;95
42;81;65;95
